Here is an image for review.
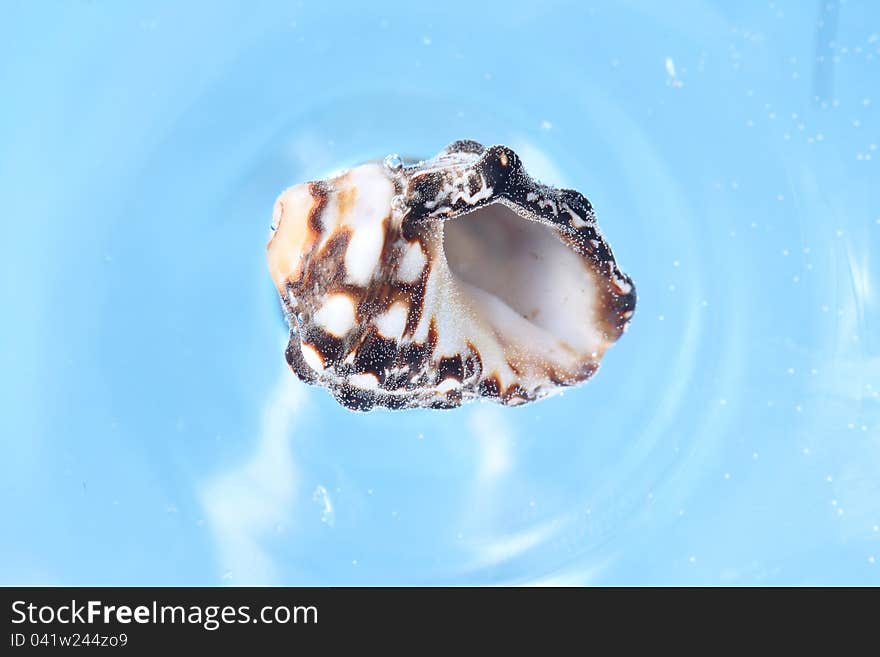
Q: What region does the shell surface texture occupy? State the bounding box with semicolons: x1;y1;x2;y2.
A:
267;140;636;411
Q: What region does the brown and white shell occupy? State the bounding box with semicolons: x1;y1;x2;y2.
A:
267;140;635;411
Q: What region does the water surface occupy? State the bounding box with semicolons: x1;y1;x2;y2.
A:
2;0;878;585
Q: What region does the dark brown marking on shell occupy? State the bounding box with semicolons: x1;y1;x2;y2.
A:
443;139;484;155
330;322;446;410
546;366;577;388
383;394;409;410
594;276;637;342
306;182;329;234
466;172;482;197
301;327;346;368
397;344;430;388
353;330;398;384
285;333;317;384
315;230;352;278
502;383;529;405
344;210;407;327
295;227;352;303
398;319;438;381
437;355;464;383
403;261;430;336
574;360;600;381
276;183;330;290
477;375;501;398
382;368;412;392
544;359;599;389
463;341;483;382
332;383;375;412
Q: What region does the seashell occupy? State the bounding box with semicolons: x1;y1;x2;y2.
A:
267;140;636;411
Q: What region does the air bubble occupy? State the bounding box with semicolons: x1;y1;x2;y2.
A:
383;153;403;171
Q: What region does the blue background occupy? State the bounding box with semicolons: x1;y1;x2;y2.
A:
2;0;878;585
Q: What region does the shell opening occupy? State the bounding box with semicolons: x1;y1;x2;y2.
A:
442;202;600;357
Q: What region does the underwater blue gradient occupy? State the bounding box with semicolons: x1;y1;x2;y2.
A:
1;0;878;585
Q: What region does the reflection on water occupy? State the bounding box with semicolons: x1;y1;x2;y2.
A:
1;0;879;585
200;365;303;585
